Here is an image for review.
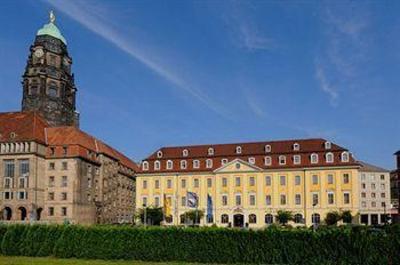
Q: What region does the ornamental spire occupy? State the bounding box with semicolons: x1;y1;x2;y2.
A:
49;10;56;24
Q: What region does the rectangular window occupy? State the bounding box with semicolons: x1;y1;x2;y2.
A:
61;192;67;200
371;183;376;189
249;176;255;186
328;193;334;204
235;177;241;187
61;176;68;187
327;174;334;185
181;179;186;188
265;195;271;205
222;195;228;206
4;191;13;200
265;176;271;186
380;183;385;190
362;183;366;189
62;162;68;170
249;194;256;206
61;207;67;216
361;201;366;208
142;197;148;207
312;193;319;206
143;180;147;189
380;174;385;180
293;155;301;165
193;178;199;188
280;176;286;186
19;177;27;188
49;162;55;170
48;192;54;201
361;192;366;198
371;201;376;207
181;196;186;207
280;194;286;205
18;191;27;200
343;193;350;204
207;178;212;188
381;193;386;198
295;175;301;185
155;179;160;189
343;174;350;184
48;176;55;187
167;179;172;189
312;175;318;185
4;160;15;178
155;197;160;207
295;194;301;205
4;178;12;189
48;207;54;216
19;160;29;176
235;194;241;206
222;177;228;187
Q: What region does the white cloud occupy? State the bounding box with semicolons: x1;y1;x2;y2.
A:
43;0;232;119
315;62;338;106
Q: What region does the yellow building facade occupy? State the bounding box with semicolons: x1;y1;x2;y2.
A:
137;139;360;227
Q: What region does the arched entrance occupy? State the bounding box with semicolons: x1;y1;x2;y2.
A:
36;208;43;221
3;207;12;220
18;207;27;221
233;214;244;228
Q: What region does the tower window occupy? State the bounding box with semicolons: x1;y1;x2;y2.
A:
293;143;300;151
235;146;242;154
208;147;214;156
182;149;189;157
48;82;58;97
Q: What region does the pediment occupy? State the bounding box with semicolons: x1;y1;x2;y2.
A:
214;158;262;173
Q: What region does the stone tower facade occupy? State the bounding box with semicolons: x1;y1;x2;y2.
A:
21;12;79;127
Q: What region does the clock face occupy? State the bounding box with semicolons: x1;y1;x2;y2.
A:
34;49;44;58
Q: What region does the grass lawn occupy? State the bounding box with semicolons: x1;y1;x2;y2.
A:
0;256;202;265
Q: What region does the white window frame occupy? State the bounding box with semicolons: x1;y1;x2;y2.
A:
154;160;161;171
221;158;228;165
279;155;286;165
193;160;200;169
248;157;255;164
293;143;300;151
343;192;350;204
235;146;242;154
327;192;335;204
180;160;187;169
265;145;271;153
208;147;214;156
142;161;149;171
206;159;213;168
293;155;301;165
325;141;332;149
264;156;272;166
182;149;189;157
341;151;350;162
326;152;334;163
249;193;256;206
310;153;319;164
166;160;173;170
156;151;163;158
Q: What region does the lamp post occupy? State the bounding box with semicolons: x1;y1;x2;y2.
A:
312;202;317;232
383;202;387;225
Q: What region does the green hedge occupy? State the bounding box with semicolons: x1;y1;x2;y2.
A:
0;224;399;264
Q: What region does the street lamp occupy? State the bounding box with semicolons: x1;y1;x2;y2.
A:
143;204;147;227
312;202;318;232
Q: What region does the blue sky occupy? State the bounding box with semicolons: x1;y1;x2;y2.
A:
0;0;399;169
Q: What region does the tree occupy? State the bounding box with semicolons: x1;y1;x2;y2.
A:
341;210;353;224
325;211;341;226
183;210;204;225
137;207;163;226
276;210;293;225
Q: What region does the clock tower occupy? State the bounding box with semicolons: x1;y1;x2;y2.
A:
21;11;79;127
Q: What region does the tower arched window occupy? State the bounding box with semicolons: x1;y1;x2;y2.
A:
166;160;173;170
154;161;161;170
326;152;334;163
206;159;213;169
142;161;149;171
265;145;271;153
182;149;189;157
293;143;300;151
208;147;214;156
48;81;58;98
310;153;319;164
236;146;242;154
341;152;350;162
325;141;332;149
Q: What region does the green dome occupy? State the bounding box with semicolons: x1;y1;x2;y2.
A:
37;22;67;45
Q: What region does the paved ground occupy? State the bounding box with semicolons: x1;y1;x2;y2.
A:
0;256;204;265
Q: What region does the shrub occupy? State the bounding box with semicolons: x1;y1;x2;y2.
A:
276;210;293;225
137;207;163;226
342;210;353;223
325;211;341;226
0;224;398;264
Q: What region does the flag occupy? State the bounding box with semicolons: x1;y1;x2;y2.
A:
207;194;213;220
187;192;198;208
163;194;171;217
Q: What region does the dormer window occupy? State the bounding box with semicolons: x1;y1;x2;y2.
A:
154;160;161;170
293;143;300;151
310;153;319;164
180;160;187;169
341;151;350;162
264;156;272;166
221;158;228;165
193;160;200;169
326;152;334;163
208;147;214;156
182;149;189;157
293;155;301;165
236;146;242;154
166;160;173;170
206;159;213;168
265;145;271;153
325;141;332;150
157;151;163;158
279;155;286;165
248;157;255;165
142;161;149;171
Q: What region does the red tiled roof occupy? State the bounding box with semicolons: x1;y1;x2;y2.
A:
0;111;48;144
140;138;359;173
0;111;138;172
